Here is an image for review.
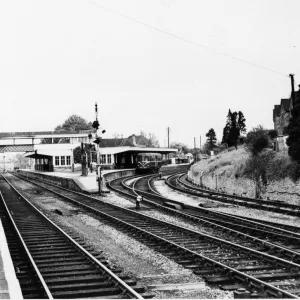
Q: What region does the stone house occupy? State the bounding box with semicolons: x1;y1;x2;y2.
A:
273;86;300;151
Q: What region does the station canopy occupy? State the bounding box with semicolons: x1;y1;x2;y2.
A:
98;146;177;155
24;149;73;158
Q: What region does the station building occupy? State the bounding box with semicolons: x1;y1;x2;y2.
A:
0;131;177;172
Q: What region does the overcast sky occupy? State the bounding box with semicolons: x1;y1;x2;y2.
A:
1;0;300;148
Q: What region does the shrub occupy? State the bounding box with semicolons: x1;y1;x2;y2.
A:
242;149;276;198
245;125;272;156
266;153;292;181
289;162;300;182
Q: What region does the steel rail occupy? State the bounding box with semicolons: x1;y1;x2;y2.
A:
2;174;144;300
125;174;300;263
0;187;53;299
10;173;300;298
108;179;299;298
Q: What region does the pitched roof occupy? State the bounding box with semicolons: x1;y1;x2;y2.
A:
99;138;135;147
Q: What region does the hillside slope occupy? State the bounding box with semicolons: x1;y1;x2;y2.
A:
189;146;300;204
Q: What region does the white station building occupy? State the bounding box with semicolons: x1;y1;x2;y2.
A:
0;131;178;172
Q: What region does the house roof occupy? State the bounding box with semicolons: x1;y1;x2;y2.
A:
99;134;153;148
99;138;135;147
99;146;177;155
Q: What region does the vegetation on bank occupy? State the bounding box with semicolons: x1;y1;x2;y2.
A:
193;134;300;198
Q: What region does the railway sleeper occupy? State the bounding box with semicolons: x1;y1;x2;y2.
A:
30;253;84;259
268;279;300;287
193;269;216;276
253;270;300;281
208;255;251;261
29;248;76;254
40;265;94;274
35;256;87;264
219;283;246;291
38;261;90;269
23;237;65;243
203;275;236;285
45;275;116;285
41;270;103;278
235;264;276;272
25;242;69;249
52;286;137;298
48;281;128;292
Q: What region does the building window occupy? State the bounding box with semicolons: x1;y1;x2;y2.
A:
66;156;71;165
55;156;59;165
101;155;106;164
61;156;65;166
107;154;111;164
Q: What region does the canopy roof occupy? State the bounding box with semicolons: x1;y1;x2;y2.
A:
24;149;73;158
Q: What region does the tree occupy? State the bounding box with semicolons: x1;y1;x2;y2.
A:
73;146;82;164
244;126;273;198
286;99;300;163
245;125;271;156
55;115;93;132
148;133;160;147
206;128;217;150
222;110;246;149
170;142;189;154
238;111;246;134
243;149;275;198
221;109;232;144
73;144;96;164
138;131;160;147
13;154;31;169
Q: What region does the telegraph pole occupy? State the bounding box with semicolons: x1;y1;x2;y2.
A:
199;136;201;161
290;74;296;108
194;137;196;162
167;127;170;159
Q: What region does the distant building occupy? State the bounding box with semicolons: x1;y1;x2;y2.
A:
273;86;300;151
0;132;176;171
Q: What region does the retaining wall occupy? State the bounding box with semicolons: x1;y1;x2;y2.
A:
188;168;300;204
17;169;136;194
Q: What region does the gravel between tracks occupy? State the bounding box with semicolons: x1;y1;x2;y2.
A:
13;177;232;299
155;179;300;227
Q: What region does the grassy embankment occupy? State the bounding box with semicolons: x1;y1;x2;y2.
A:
191;146;300;203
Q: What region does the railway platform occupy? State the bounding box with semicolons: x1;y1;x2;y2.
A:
17;168;135;194
0;220;22;299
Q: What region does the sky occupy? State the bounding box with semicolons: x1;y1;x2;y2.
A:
0;0;300;148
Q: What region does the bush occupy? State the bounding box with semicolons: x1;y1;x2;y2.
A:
266;153;292;181
241;149;276;197
289;162;300;182
245;125;272;156
242;150;300;185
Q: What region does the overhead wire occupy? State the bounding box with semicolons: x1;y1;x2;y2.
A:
88;0;289;78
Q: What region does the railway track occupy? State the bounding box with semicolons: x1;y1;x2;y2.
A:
8;172;300;298
120;173;300;261
167;173;300;217
0;174;146;299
